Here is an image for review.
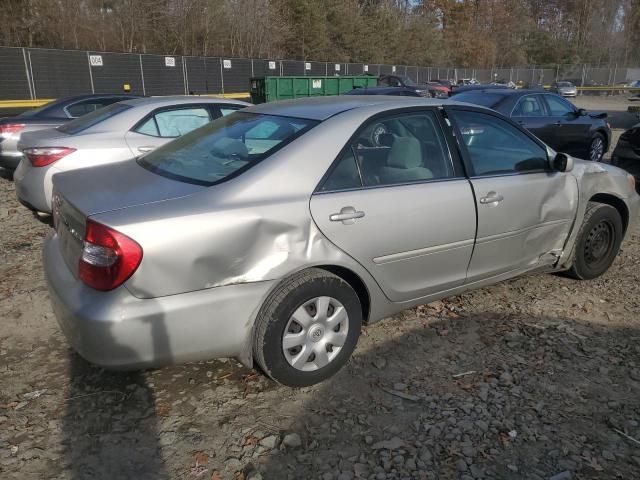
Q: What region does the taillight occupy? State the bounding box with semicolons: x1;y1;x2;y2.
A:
79;219;143;291
0;123;25;138
23;147;76;167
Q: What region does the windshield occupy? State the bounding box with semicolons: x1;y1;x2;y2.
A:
453;92;507;108
557;82;573;87
138;112;318;186
57;103;132;135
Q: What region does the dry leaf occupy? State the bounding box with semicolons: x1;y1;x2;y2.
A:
243;435;259;446
156;404;171;417
193;452;209;467
211;471;222;480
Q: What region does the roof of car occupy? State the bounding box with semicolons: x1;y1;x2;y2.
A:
120;96;250;107
246;95;454;120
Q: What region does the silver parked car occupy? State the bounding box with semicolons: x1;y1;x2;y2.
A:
14;96;250;213
45;96;639;387
550;81;578;97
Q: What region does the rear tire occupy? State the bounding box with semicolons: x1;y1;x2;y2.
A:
253;268;362;387
567;202;623;280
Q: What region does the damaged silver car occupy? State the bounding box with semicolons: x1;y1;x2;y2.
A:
44;96;640;387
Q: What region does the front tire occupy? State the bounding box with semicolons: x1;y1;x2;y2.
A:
588;133;606;162
567;202;623;280
253;269;362;387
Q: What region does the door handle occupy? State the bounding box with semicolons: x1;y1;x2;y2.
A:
330;206;365;224
137;146;156;153
479;192;504;204
554;121;562;126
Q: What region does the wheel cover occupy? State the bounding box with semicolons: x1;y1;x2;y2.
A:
590;137;604;161
282;296;349;372
584;219;614;268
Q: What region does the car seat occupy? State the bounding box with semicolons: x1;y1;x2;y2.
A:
379;137;434;184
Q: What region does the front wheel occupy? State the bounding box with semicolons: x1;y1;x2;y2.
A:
567;202;623;280
589;133;606;162
253;269;362;387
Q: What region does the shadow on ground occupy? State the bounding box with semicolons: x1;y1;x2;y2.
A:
252;311;640;480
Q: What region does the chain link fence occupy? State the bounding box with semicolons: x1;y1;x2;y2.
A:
0;45;638;100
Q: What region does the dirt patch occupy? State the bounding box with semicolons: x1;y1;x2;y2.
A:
1;175;640;480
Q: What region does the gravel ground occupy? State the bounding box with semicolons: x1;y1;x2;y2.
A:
2;171;640;480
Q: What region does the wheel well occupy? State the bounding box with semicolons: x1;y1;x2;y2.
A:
316;265;371;324
589;193;629;234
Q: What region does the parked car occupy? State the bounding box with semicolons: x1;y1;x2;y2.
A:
0;94;140;172
550;81;578;97
452;89;611;161
45;96;639;387
378;75;449;98
451;84;512;95
612;123;640;192
345;86;422;97
457;78;480;86
14;96;250;213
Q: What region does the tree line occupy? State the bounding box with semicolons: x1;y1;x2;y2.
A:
1;0;639;67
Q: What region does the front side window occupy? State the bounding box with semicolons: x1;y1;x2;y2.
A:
544;95;575;116
513;95;546;117
320;110;454;191
139;112;317;185
57;103;132;134
451;110;548;176
134;107;211;138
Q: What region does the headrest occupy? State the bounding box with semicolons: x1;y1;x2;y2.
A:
387;137;422;169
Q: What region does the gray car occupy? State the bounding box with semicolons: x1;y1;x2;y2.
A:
14;96;250;213
550;81;578;97
0;94;140;171
44;96;640;387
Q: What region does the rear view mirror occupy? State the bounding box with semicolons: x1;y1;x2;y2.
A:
553;153;573;172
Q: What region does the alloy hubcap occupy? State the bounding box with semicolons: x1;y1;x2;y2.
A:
282;296;349;372
590;138;604;161
584;220;613;266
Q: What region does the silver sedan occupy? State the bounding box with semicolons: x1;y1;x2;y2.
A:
44;96;640;387
551;81;578;97
14;96;250;213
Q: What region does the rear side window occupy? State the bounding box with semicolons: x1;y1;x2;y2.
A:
320;110;454;191
133;107;211;138
138;112;317;186
57;103;132;134
513;96;546;117
451;110;548;176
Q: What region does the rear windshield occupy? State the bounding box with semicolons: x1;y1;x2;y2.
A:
453;92;506;108
138;112;318;186
57;103;132;134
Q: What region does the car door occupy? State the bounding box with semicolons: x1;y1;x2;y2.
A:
446;107;578;282
125;105;213;156
541;94;591;157
511;94;555;144
310;108;477;302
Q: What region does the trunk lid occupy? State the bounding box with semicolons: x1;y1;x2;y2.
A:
17;127;70;150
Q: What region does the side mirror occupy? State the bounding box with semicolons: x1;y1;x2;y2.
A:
577;108;587;116
553;153;573;172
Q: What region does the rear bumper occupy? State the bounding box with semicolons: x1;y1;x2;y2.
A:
14;160;57;213
44;233;276;369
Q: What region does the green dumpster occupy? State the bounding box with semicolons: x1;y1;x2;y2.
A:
250;76;377;103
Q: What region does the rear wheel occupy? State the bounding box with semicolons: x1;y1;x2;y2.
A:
253;269;362;387
588;133;606;162
567;202;623;280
